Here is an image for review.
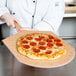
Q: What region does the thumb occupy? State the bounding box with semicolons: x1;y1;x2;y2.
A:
12;21;16;28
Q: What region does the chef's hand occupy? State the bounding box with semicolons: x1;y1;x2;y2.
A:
0;13;18;28
17;27;38;32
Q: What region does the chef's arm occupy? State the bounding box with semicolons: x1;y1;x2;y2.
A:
34;0;65;34
0;0;18;28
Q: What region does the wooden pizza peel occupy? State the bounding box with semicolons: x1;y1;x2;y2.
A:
2;21;75;68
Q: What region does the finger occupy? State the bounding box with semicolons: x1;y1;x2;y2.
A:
17;30;22;32
16;28;22;32
8;24;12;27
7;21;15;28
16;27;24;32
12;22;16;28
14;20;18;24
7;22;12;27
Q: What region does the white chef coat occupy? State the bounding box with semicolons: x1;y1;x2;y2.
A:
0;0;65;35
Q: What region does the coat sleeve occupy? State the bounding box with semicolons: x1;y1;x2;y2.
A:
34;0;65;33
0;0;10;24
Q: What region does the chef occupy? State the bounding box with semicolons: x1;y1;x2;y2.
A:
0;0;65;36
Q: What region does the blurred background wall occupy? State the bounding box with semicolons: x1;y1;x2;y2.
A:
1;0;76;39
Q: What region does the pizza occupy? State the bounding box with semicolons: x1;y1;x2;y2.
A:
16;33;66;59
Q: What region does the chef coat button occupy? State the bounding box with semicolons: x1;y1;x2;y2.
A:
12;12;15;15
55;2;59;6
32;15;34;17
33;1;35;3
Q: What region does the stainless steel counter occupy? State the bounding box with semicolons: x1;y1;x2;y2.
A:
0;39;76;76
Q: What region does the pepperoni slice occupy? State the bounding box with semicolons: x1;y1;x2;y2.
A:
33;49;40;53
46;51;52;54
39;42;45;45
22;40;28;44
23;45;30;49
56;43;63;46
54;39;61;42
49;35;54;39
39;46;46;50
35;38;41;41
39;36;45;39
46;39;52;42
30;42;37;46
47;43;54;48
27;37;33;40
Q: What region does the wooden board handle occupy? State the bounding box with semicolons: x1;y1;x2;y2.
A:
14;21;22;30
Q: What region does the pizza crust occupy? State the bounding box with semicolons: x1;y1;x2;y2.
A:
17;45;66;60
